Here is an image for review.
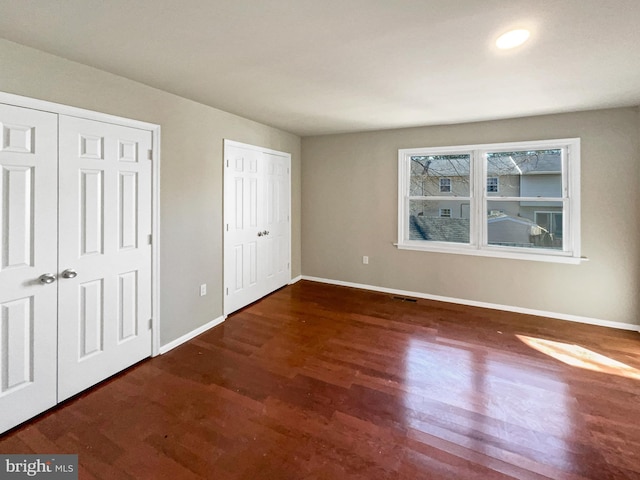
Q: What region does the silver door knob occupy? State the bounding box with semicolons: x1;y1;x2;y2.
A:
61;269;78;279
39;273;56;284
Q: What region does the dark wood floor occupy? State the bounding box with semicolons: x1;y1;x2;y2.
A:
1;280;640;479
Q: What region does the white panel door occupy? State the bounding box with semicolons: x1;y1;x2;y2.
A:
224;145;264;314
0;104;58;432
57;116;152;401
224;142;290;315
263;153;291;294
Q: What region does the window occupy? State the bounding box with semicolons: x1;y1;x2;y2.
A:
397;138;581;263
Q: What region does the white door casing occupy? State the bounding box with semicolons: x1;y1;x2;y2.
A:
57;116;153;401
224;141;291;315
0;104;58;433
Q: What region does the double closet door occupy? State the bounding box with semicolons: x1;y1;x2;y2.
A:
0;103;153;433
224;141;291;315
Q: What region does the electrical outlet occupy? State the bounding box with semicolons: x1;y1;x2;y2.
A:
363;256;369;264
200;284;207;296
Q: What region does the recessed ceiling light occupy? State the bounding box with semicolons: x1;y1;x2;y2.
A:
496;29;530;49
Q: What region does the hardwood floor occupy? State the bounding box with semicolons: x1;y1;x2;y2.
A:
1;280;639;479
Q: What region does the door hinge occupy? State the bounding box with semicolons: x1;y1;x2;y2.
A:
287;262;290;270
226;224;229;231
226;288;229;295
148;234;153;245
226;159;229;167
148;149;153;160
148;318;153;330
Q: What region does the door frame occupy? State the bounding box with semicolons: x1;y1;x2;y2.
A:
0;91;162;356
223;139;292;316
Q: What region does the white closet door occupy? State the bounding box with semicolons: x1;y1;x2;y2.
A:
263;152;291;294
224;142;290;315
0;104;58;433
224;145;265;314
57;116;152;401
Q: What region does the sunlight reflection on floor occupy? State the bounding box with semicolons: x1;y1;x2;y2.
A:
403;339;572;441
517;335;640;380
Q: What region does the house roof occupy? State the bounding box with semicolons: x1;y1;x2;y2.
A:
410;213;547;243
487;152;561;176
410;216;470;243
411;152;561;177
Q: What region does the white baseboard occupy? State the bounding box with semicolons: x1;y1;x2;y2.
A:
159;316;225;354
289;275;303;284
301;276;640;332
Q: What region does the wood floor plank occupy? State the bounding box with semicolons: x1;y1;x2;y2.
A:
1;280;639;479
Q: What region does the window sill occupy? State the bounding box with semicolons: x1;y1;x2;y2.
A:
395;242;587;264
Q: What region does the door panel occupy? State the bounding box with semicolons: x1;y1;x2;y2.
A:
0;103;58;433
57;116;152;401
80;169;104;256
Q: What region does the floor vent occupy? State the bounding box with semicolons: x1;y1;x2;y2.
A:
392;296;418;303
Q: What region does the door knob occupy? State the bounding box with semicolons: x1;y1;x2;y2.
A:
39;273;56;284
257;232;263;237
61;269;78;279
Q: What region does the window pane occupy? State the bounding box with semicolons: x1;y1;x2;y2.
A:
487;201;563;250
410;154;470;196
409;200;470;243
486;149;562;198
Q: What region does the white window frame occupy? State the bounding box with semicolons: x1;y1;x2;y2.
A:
397;138;582;264
439;208;452;218
439;177;452;193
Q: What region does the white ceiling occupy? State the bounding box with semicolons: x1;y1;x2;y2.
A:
1;0;639;136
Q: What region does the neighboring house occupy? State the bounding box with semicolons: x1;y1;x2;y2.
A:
410;216;470;243
486;213;555;248
410;213;555;247
409;151;563;245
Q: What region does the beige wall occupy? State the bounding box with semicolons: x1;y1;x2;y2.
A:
0;39;301;346
302;108;640;327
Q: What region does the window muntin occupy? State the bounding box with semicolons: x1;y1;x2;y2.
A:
439;178;451;193
398;139;580;262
